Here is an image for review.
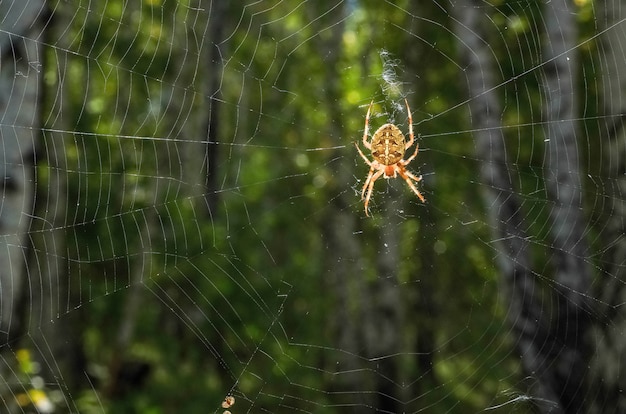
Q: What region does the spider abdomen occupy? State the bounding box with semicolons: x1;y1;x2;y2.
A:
371;123;406;165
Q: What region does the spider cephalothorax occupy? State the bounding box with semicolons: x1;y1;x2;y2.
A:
355;99;425;216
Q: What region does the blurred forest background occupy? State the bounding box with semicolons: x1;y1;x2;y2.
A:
0;0;625;413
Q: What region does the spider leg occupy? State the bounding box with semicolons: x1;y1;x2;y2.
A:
361;167;376;199
355;142;376;198
404;98;414;150
403;140;420;165
355;142;373;166
355;136;381;215
404;169;422;183
362;100;374;150
363;169;384;216
398;168;426;203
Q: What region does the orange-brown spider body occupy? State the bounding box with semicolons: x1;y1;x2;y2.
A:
355;99;425;216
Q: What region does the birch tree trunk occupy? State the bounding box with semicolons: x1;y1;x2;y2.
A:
589;1;626;411
0;0;45;343
453;0;590;411
541;0;592;411
0;1;46;409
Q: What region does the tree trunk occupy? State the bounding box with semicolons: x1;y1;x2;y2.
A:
0;0;45;343
589;1;626;412
203;2;228;218
0;0;46;410
366;202;402;413
541;0;592;411
453;1;590;412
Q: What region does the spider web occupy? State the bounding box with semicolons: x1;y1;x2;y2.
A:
0;0;623;413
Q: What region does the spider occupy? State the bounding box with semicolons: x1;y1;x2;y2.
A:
355;99;425;216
